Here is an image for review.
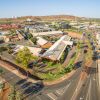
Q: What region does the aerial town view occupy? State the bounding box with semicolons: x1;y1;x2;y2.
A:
0;0;100;100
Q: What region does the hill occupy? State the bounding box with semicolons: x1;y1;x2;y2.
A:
0;15;81;24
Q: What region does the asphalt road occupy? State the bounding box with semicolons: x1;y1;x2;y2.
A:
32;52;84;100
76;61;99;100
0;66;44;100
0;50;83;100
0;33;99;100
1;55;99;100
31;67;82;100
75;33;100;100
0;45;84;100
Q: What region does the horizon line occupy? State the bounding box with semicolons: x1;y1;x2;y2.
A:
0;14;100;19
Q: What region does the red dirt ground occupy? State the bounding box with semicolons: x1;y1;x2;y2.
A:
66;31;82;39
0;82;10;100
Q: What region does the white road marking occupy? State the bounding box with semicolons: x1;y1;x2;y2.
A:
80;97;84;100
47;93;57;100
65;82;71;90
86;79;91;100
56;82;71;96
93;78;96;81
71;79;83;100
56;87;65;95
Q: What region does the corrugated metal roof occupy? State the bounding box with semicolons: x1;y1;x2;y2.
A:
37;37;48;46
42;35;72;61
13;45;42;56
31;31;63;36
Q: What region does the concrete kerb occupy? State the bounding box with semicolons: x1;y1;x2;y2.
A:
0;60;39;83
43;70;76;86
43;52;82;86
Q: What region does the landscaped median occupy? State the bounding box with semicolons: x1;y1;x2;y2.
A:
40;49;81;85
43;69;76;86
42;37;94;85
13;46;79;82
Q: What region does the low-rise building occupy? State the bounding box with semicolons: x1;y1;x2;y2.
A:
0;31;9;42
0;24;21;30
42;35;73;61
41;42;52;49
37;37;48;46
0;30;24;42
13;45;42;56
36;37;52;48
25;24;55;33
31;31;63;36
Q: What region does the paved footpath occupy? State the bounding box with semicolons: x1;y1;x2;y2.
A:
62;46;76;67
0;60;38;83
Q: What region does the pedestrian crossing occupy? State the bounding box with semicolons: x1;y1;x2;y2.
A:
20;81;72;100
47;93;58;100
34;86;67;100
56;86;66;96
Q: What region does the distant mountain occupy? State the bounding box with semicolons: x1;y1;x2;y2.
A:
0;15;100;24
30;15;80;21
0;15;81;23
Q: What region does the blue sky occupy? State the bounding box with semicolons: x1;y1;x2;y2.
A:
0;0;100;18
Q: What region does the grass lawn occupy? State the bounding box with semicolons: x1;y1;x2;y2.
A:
64;29;83;34
36;49;79;81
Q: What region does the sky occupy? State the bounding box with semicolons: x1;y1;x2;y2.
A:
0;0;100;18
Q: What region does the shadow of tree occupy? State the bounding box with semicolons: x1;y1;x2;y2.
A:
16;79;27;85
21;82;32;89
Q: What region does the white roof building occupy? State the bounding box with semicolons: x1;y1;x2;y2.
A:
31;31;63;36
42;35;73;61
13;45;42;56
0;31;9;35
37;37;48;46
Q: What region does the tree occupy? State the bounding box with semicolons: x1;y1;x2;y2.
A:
8;85;22;100
15;47;33;78
27;33;33;39
0;46;7;55
7;46;13;54
30;37;37;45
77;41;82;49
